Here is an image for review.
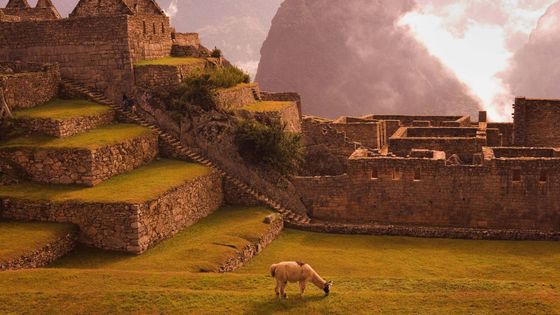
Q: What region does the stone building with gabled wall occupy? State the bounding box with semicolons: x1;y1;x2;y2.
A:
0;0;195;101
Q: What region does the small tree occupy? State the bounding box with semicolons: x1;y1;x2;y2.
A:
211;47;223;58
235;118;304;175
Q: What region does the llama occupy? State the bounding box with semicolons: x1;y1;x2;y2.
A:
270;261;332;298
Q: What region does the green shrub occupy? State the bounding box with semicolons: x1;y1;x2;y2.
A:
172;66;251;111
210;47;223;58
207;66;251;89
235;118;303;175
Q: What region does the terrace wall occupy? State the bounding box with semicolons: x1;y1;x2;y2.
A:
214;84;256;110
134;62;205;88
0;133;158;186
12;109;115;137
293;157;560;232
0;63;59;110
0;171;224;253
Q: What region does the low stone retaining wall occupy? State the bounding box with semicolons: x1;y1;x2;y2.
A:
136;171;225;252
0;171;224;253
217;215;284;272
1;63;60;110
134;62;206;88
13;110;115;138
0;133;158;186
0;229;77;271
286;221;560;241
214;84;256;110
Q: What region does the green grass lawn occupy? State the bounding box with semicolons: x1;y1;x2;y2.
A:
241;101;294;112
0;124;152;150
135;57;206;67
0;207;559;314
12;99;111;120
0;159;211;203
0;221;75;263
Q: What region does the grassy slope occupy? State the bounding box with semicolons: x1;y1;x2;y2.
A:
242;101;294;112
135;57;205;67
0;221;75;262
0;207;559;314
52;206;275;272
0;159;211;203
12;99;111;120
0;124;152;150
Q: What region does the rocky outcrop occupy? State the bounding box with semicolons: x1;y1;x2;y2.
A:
256;0;481;118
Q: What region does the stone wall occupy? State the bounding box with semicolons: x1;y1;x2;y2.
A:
0;132;158;186
0;16;134;100
0;170;224;253
172;32;200;48
218;215;284;272
1;7;60;21
371;115;471;127
214;84;256;110
236;102;302;133
223;178;261;207
0;63;59;110
514;97;560;147
260;91;302;118
302;117;360;159
136;171;224;252
294;155;560;232
0;228;77;271
331;122;384;149
389;127;486;162
127;14;173;63
134;62;205;88
287;221;560;241
13;110;115;138
488;123;514;146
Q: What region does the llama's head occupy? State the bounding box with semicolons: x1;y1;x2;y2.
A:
323;281;333;296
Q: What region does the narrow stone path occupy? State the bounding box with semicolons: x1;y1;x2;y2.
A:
60;79;311;225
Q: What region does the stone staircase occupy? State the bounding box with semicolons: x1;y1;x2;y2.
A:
60;79;311;225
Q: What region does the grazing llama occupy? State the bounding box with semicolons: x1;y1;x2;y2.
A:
270;261;332;298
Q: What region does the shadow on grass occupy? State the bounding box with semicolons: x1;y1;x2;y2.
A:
49;244;134;269
249;294;329;313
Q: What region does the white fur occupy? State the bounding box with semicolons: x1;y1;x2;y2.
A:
270;261;332;298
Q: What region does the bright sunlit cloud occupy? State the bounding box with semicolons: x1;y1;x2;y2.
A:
399;0;555;121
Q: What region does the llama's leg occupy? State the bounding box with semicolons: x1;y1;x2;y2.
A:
299;281;306;297
275;280;280;298
281;281;288;299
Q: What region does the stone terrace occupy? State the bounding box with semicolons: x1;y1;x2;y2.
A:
0;95;224;254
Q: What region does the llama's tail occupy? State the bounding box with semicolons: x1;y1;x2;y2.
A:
270;264;277;278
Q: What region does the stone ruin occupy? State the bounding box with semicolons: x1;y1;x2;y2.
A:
0;0;558;264
296;101;560;238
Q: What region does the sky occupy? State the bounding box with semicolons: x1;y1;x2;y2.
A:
400;0;557;120
1;0;557;120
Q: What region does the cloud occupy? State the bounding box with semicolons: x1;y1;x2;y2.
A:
164;0;178;18
400;0;556;121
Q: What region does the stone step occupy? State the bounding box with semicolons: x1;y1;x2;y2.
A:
0;159;224;254
0;124;158;187
11;99;116;138
60;79;312;225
